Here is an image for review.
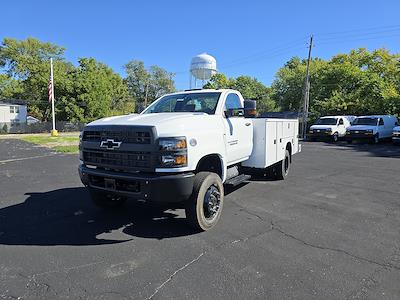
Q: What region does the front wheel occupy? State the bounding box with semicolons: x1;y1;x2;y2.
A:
185;172;224;231
373;134;379;144
275;150;291;180
332;132;339;143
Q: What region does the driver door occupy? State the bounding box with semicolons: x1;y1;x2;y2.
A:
223;93;253;164
337;118;346;136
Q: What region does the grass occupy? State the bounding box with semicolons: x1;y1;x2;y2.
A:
19;134;79;154
21;135;79;144
53;145;79;153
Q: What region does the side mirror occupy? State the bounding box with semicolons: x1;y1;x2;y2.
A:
225;108;244;118
244;99;257;118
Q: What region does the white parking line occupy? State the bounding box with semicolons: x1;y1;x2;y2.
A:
0;154;55;164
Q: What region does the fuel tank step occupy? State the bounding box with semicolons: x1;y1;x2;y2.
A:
224;174;251;187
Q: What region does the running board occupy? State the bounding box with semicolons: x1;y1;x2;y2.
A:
224;174;251;187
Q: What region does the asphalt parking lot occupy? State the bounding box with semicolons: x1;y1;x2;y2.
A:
0;139;399;299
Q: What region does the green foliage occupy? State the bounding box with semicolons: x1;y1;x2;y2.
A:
204;74;277;112
1;37;399;122
60;58;134;122
124;60;175;111
273;48;400;118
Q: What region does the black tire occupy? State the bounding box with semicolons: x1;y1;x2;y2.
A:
373;134;379;144
332;132;339;143
276;150;290;180
89;188;126;208
185;172;224;231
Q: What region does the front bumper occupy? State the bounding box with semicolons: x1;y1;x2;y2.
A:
307;131;332;139
392;136;400;143
345;132;374;140
79;165;195;203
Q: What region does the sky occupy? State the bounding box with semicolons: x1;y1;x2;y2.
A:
1;0;400;90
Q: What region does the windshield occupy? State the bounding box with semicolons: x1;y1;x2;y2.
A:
142;92;221;114
316;118;337;125
353;117;378;126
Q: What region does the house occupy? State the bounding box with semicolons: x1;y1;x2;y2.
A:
0;100;28;132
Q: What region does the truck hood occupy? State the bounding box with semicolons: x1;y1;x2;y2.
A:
86;112;219;137
310;125;336;130
393;126;400;132
347;125;376;131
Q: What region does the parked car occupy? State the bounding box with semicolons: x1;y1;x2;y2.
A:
345;115;398;144
308;116;355;142
27;116;40;125
78;89;301;231
392;124;400;145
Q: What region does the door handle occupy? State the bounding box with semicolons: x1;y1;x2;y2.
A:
245;122;251;126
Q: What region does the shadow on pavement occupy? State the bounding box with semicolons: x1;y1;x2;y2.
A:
0;187;199;246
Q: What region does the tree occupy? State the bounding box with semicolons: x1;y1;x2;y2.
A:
0;74;24;99
271;49;400;119
124;60;175;111
0;38;134;122
59;58;134;122
0;37;71;119
204;74;277;112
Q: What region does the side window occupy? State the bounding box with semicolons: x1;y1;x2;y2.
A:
10;106;15;113
225;93;242;110
379;118;384;126
338;118;344;125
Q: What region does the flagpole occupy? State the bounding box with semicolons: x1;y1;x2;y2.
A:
50;58;58;136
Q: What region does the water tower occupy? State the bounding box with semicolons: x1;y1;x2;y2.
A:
190;53;217;88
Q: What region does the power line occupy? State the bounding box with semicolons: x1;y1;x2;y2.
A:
314;24;400;37
317;32;400;46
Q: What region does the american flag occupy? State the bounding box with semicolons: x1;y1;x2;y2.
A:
48;75;53;103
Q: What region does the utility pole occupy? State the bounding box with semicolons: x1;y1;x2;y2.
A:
302;35;313;139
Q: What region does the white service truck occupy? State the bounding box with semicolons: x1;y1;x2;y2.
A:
79;89;300;230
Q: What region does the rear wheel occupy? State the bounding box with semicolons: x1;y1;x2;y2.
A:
275;150;291;180
185;172;224;231
89;188;126;208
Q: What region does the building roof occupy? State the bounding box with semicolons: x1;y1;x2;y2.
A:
0;99;27;106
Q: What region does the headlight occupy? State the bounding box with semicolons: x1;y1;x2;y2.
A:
309;130;314;133
366;129;373;133
159;137;187;151
160;154;187;167
326;128;332;132
158;137;187;167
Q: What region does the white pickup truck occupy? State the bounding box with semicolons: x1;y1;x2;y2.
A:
79;89;300;230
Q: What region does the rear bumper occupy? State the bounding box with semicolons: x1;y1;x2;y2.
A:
79;165;194;203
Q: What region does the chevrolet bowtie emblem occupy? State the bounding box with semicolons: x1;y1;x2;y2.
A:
100;139;122;150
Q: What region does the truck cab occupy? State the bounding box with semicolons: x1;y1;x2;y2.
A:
308;116;354;142
79;89;299;230
346;115;398;144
